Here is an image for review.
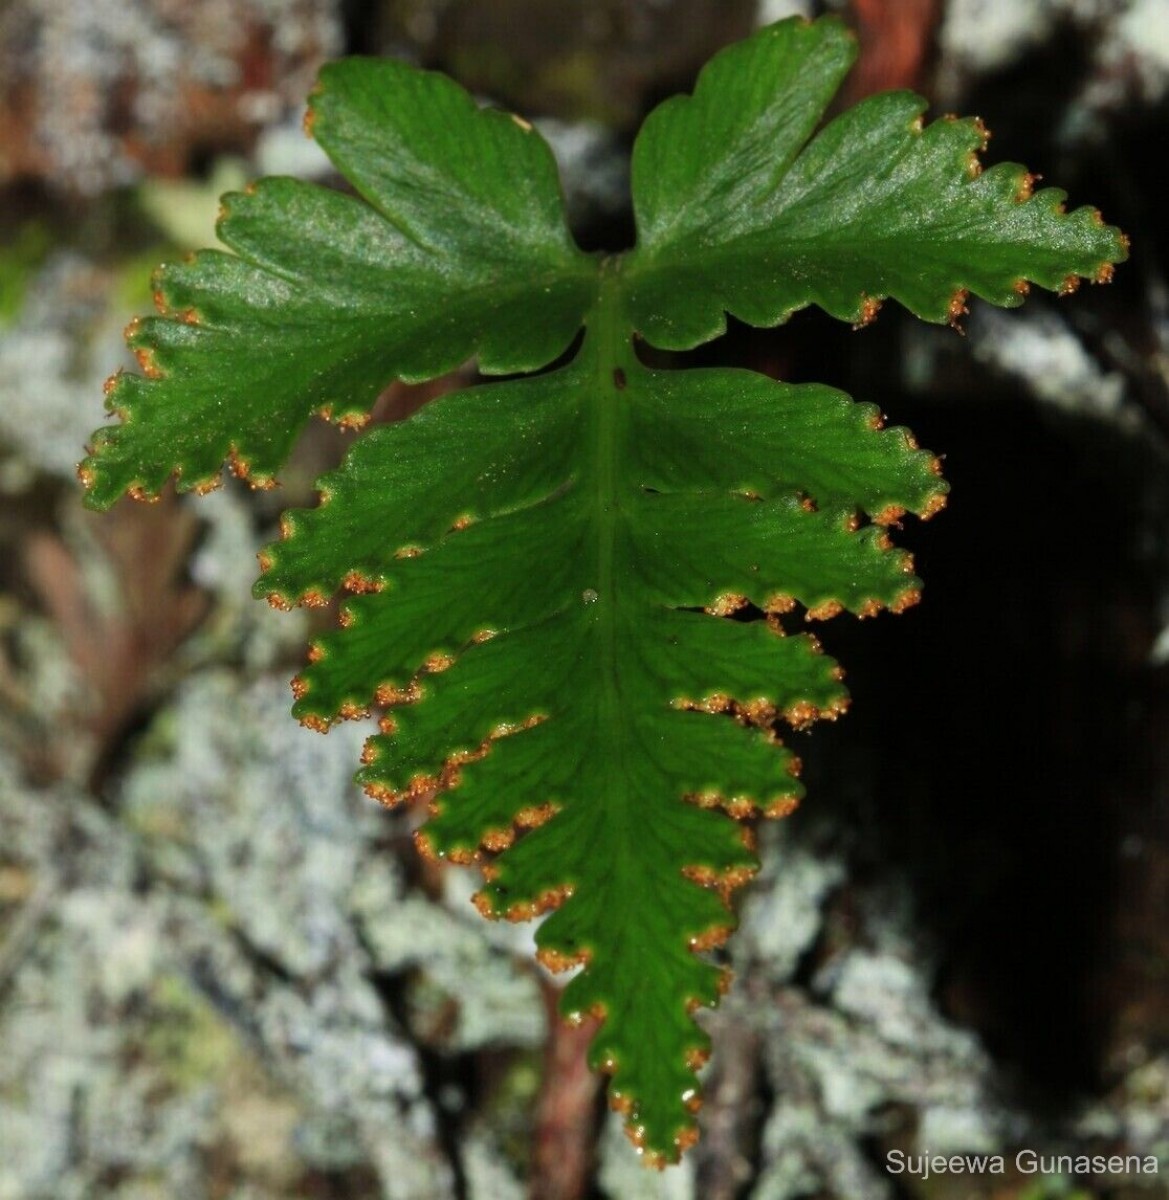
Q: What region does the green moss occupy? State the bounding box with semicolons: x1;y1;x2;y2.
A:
0;223;52;325
1019;1181;1092;1200
535;48;622;123
477;1050;540;1175
444;43;618;123
142;972;241;1088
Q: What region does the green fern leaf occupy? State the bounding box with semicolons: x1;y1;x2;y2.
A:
79;59;595;507
82;15;1126;1165
627;17;1123;345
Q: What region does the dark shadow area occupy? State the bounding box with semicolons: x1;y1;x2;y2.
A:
810;370;1167;1106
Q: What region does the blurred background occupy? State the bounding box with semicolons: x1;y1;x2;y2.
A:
1;1;1168;1197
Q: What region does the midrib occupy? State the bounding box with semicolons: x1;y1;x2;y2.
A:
584;256;639;851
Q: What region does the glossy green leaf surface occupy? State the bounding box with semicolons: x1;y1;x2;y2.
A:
82;15;1127;1165
80;59;595;507
626;18;1125;346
